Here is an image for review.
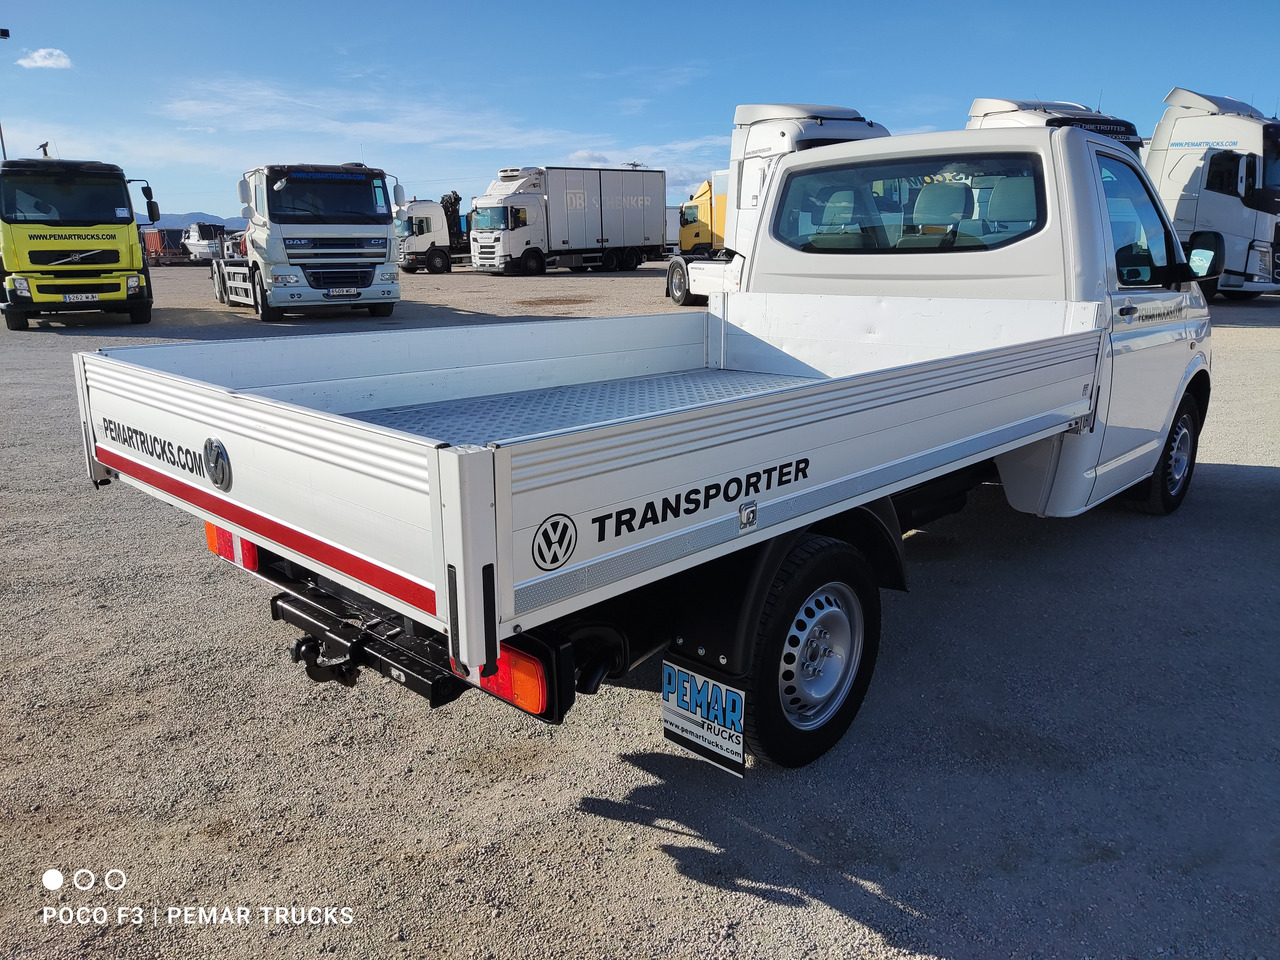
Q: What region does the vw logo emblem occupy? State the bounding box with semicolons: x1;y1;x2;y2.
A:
532;514;577;571
203;438;233;492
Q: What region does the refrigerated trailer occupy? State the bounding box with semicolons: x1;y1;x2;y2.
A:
470;166;666;274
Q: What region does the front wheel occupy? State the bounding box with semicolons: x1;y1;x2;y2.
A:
1131;394;1201;515
367;302;395;318
426;248;451;274
253;273;284;323
742;535;881;767
1197;277;1218;300
521;249;545;276
667;260;706;307
128;302;152;324
1221;290;1262;301
4;306;29;331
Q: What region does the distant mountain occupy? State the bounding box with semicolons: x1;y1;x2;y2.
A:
138;211;248;231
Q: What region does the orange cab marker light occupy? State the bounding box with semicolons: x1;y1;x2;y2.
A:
480;645;547;715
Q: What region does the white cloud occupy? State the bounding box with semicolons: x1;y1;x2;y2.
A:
17;48;72;69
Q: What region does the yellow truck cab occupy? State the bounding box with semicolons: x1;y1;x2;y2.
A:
678;172;728;255
1;158;159;331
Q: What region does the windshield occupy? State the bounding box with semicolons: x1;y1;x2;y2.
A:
266;171;391;224
394;218;412;239
1262;127;1280;192
471;206;508;231
0;173;133;226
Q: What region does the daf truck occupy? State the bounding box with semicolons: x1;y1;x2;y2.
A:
210;163;405;322
470;166;666;275
666;104;890;306
75;121;1222;775
1143;87;1280;300
1;158;160;330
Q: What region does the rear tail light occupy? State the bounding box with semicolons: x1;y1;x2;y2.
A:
477;645;547;715
204;522;260;572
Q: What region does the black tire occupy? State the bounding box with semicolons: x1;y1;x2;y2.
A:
742;535;881;768
1130;394;1201;516
253;273;284;322
128;302;153;324
601;249;621;272
1221;290;1261;301
212;263;228;304
667;259;706;307
367;302;395;318
426;248;450;274
399;264;419;274
621;247;641;271
568;265;589;273
520;249;545;276
4;306;29;331
1197;277;1218;300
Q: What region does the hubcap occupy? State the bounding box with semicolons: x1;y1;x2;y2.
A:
671;268;686;299
777;581;863;730
1166;415;1193;495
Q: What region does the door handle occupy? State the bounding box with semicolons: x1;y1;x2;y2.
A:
1118;304;1138;320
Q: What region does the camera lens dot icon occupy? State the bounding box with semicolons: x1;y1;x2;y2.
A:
42;869;64;891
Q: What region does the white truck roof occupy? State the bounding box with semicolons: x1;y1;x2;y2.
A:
970;98;1106;122
733;104;869;125
1162;87;1269;120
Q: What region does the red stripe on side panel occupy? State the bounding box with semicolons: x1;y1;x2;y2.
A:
97;446;437;616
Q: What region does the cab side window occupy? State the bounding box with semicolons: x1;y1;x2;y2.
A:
1098;155;1169;287
1204;151;1241;196
512;207;529;229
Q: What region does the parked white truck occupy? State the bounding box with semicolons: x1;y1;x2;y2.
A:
210;163;405;321
966;98;1144;154
470;166;666;274
395;192;470;274
74;120;1222;775
1143;87;1280;300
666;104;890;306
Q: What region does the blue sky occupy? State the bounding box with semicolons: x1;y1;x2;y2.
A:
2;0;1277;218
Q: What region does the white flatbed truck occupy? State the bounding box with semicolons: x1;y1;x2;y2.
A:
75;121;1223;775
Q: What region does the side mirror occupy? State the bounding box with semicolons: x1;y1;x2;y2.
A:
1186;230;1225;280
240;205;254;221
145;200;160;224
393;183;406;206
237;180;251;205
394;207;408;222
141;185;154;202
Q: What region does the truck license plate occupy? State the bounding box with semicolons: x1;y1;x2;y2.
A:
328;287;358;296
64;293;99;303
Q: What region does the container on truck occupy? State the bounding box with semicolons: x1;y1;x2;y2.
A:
1143;87;1280;300
666;104;890;306
1;158;160;330
395;191;469;273
470;166;666;275
75;118;1223;776
210;163;405;322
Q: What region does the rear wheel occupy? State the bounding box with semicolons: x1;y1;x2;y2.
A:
4;306;29;331
667;259;706;307
426;248;450;274
212;263;228;304
253;273;284;323
601;249;621;272
568;265;589;273
742;535;881;767
1221;290;1261;301
367;302;395;318
621;247;641;271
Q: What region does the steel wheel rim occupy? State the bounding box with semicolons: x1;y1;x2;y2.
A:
1166;415;1193;495
778;581;863;730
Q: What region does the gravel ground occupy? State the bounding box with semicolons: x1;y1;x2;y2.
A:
2;266;1278;960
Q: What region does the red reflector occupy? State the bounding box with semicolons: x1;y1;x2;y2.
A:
204;522;258;571
214;526;235;560
239;538;259;572
479;645;547;715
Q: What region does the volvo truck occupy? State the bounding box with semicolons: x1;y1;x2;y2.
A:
470;166;666;275
666;104;890;306
1;158;160;330
1143;87;1280;300
75;120;1223;775
210;163;405;322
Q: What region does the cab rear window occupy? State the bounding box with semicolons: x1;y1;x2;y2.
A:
772;153;1045;253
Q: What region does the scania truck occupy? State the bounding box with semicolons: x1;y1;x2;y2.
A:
1143;87;1280;300
210;163;405;322
470;166;666;275
666;104;890;306
1;158;160;330
75;114;1223;775
677;171;729;256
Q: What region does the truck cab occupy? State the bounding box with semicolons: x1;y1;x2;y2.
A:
678;171;728;255
1143;87;1280;299
395;198;466;274
966;98;1144;154
212;163;405;321
1;158;160;330
470;169;549;274
666;104;890;306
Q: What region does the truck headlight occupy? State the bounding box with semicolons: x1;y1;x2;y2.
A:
13;277;30;295
271;273;299;285
378;270;398;283
127;275;141;291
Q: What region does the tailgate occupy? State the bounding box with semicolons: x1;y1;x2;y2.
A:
75;352;446;633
